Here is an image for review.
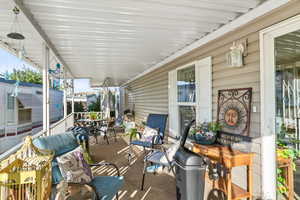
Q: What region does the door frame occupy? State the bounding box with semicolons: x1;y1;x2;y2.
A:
260;14;300;199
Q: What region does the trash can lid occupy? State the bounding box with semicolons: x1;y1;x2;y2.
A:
174;147;205;167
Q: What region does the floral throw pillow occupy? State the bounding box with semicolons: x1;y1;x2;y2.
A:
142;126;159;143
57;147;93;184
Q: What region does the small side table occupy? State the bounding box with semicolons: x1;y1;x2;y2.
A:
55;183;97;200
277;157;294;200
193;144;255;200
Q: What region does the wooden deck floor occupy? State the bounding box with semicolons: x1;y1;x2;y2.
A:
89;135;176;200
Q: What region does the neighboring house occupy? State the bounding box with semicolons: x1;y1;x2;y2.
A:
0;78;63;153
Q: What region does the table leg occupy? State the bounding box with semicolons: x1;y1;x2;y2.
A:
226;169;232;200
247;164;253;200
287;162;294;200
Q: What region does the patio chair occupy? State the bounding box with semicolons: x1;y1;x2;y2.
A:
95;119;117;145
111;115;125;134
33;133;124;200
140;142;179;190
128;114;168;163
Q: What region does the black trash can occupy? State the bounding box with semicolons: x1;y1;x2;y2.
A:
174;120;207;200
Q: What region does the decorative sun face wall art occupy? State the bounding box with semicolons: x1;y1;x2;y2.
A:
217;88;252;137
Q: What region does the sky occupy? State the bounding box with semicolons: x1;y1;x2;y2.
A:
0;48;92;93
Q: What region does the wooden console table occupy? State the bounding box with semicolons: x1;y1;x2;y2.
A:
193;144;255;200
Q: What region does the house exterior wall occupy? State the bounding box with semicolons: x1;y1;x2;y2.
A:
124;0;300;197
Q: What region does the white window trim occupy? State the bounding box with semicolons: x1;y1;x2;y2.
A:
168;57;212;138
260;14;300;200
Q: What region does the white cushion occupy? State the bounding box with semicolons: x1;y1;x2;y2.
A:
142;126;158;142
57;147;93;184
160;140;181;164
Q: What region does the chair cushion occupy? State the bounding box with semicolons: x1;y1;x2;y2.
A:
90;176;124;200
160;140;180;164
33;132;78;157
52;163;64;184
130;140;152;148
142;126;158;142
57;147;93;184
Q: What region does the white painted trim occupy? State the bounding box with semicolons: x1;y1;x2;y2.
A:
260;14;300;200
122;0;289;86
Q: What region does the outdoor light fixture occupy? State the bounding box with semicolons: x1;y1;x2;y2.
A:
226;40;248;68
7;6;26;59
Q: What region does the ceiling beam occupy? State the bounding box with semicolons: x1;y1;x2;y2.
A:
13;0;73;77
122;0;290;86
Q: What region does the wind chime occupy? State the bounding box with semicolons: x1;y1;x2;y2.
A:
7;6;26;97
49;63;62;89
7;6;26;59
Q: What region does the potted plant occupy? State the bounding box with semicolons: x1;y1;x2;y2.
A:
89;112;97;120
191;122;222;145
276;124;300;196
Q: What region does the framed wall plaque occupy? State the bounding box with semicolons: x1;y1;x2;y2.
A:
217;88;252;137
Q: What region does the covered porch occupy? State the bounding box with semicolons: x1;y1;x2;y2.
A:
1;0;300;200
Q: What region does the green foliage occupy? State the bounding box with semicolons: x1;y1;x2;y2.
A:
89;112;98;120
75;102;85;112
276;123;300;195
189;121;222;136
7;67;42;84
88;96;101;112
129;128;138;139
208;122;222;132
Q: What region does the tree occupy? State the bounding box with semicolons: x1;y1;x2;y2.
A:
88;96;101;112
7;67;42;84
75;102;85;112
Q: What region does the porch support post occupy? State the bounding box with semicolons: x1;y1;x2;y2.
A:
71;79;75;113
63;70;67;118
43;44;50;136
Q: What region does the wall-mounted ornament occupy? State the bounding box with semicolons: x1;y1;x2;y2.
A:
217;88;252;137
226;40;248;68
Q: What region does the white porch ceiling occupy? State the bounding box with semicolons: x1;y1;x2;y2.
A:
0;0;269;85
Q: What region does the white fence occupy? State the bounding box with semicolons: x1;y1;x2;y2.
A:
74;112;104;120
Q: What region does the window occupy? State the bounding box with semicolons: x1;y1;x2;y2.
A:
168;57;212;138
18;108;32;124
6;93;15;124
177;65;196;103
179;106;196;135
7;94;15;110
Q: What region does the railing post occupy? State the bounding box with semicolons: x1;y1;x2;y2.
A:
43;44;50;136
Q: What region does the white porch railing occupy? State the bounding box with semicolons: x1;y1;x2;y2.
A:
49;113;74;135
74;112;104;120
0;113;75;161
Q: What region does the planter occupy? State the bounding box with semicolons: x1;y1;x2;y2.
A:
194;132;216;145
